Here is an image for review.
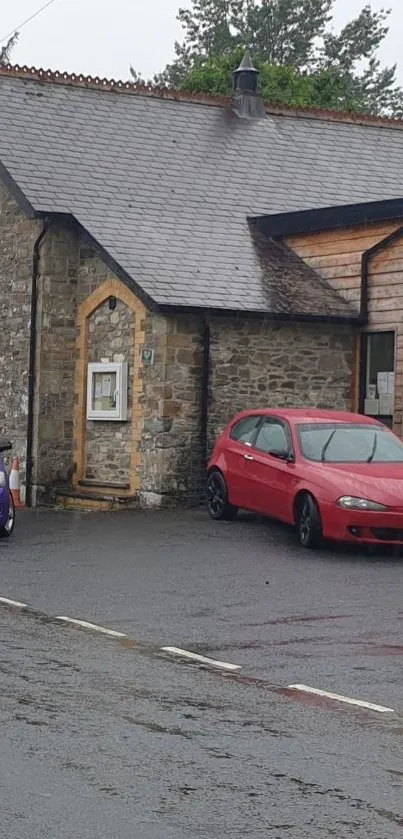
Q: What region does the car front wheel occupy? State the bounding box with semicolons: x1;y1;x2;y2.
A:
206;470;237;521
296;493;322;549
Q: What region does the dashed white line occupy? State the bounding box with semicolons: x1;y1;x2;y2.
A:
288;684;395;713
0;595;397;712
161;646;242;671
54;616;127;638
0;596;29;608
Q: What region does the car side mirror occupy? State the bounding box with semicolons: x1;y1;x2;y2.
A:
269;448;294;462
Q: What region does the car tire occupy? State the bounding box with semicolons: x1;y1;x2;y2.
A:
206;470;238;521
296;493;322;549
0;494;15;538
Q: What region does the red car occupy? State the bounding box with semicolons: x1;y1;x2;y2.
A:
206;408;403;548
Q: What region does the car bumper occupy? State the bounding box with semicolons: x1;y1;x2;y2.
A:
323;506;403;544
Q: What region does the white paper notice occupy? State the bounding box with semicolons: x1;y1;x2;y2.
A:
95;381;102;399
387;372;395;394
102;375;111;397
379;394;394;415
377;372;388;395
364;399;379;415
367;384;377;399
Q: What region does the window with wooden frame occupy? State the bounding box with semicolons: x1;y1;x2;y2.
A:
361;331;395;427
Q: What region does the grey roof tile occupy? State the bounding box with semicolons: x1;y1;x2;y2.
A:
0;75;401;316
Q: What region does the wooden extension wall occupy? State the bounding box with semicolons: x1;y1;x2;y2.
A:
285;221;403;433
285;221;402;315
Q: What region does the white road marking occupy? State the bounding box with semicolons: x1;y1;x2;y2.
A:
161;646;242;671
0;596;29;608
55;616;127;638
288;684;394;713
0;596;397;712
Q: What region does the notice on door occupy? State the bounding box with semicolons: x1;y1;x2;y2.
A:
377;372;388;395
102;375;112;398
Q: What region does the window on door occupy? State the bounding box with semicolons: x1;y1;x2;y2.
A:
254;420;288;454
230;415;261;444
363;331;395;426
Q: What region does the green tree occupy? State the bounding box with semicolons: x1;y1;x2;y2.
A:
0;33;19;65
181;47;367;112
156;1;402;115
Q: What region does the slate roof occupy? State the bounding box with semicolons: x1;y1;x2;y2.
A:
248;225;354;317
2;67;403;319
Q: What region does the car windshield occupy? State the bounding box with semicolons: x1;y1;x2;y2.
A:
297;422;403;463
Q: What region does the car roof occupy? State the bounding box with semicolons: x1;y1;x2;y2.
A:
232;408;382;426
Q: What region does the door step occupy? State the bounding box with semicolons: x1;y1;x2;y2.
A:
55;488;139;512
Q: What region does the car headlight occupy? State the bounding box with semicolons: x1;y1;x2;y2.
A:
0;472;6;488
338;496;388;511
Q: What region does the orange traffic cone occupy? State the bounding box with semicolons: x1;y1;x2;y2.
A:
9;458;23;508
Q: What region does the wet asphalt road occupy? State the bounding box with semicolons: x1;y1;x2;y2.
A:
1;508;403;838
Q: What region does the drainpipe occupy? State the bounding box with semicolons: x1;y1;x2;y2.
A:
360;250;370;322
26;218;50;508
200;316;211;472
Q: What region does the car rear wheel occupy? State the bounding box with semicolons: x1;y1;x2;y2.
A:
0;494;15;538
296;493;322;549
206;471;237;521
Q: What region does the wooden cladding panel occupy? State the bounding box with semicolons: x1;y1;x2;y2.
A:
284;221;403;319
368;240;403;329
285;222;402;248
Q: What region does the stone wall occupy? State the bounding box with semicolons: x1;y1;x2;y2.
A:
85;298;134;485
0;178;41;479
34;222;78;498
134;314;355;506
34;233;133;497
0;184;356;506
140;313;204;505
208;318;355;453
77;243;113;305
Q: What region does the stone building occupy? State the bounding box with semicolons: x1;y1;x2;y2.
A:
1;61;403;507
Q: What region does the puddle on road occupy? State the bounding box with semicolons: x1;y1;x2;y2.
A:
387;768;403;779
373;806;403;827
357;643;403;656
122;715;194;739
245;614;354;628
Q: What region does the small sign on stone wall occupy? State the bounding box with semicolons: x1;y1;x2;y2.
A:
141;348;155;366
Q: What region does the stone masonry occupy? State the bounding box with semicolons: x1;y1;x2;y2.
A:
140;313;204;505
34;222;78;498
34;231;133;498
0;174;357;506
138;315;355;505
0;179;41;481
208;319;355;452
86;298;134;485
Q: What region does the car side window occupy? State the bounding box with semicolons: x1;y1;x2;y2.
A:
254;420;288;454
230;415;261;445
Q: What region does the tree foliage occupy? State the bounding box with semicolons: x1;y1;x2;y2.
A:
181;47;367;112
153;1;403;116
0;33;19;65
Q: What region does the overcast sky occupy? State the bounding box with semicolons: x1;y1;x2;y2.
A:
1;0;402;83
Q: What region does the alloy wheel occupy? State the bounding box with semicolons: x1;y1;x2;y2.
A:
207;474;225;517
5;496;14;534
299;500;312;546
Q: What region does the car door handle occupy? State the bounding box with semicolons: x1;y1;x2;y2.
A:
244;454;254;461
